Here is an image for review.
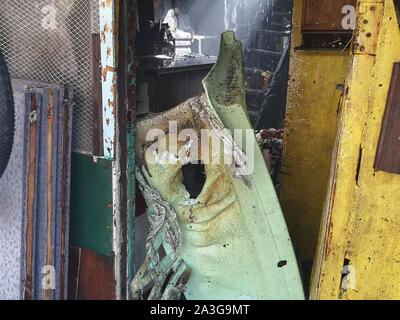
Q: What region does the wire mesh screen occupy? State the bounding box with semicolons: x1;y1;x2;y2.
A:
0;0;100;154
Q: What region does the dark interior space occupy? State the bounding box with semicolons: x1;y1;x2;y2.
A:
135;0;293;130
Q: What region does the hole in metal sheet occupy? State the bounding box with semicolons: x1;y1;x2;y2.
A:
158;245;167;260
277;260;288;268
339;258;355;298
182;161;206;199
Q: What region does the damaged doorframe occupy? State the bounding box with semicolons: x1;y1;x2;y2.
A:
113;0;138;300
123;0;139;300
101;0;126;300
98;0;136;300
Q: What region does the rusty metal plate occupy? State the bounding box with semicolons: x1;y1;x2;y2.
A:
0;79;73;300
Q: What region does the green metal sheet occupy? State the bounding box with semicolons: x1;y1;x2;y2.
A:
70;153;113;257
200;31;305;299
132;32;304;300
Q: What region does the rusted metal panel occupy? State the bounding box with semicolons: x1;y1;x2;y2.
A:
353;1;384;56
374;63;400;174
24;82;73;300
0;80;72;300
302;0;357;31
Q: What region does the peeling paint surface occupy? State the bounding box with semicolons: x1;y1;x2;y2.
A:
310;0;400;300
280;0;351;285
100;0;116;159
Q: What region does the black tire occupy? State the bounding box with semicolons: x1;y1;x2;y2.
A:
0;49;15;178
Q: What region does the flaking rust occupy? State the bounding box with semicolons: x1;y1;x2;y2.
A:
99;0;116;159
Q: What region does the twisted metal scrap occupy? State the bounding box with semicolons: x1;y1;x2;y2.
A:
131;95;251;300
191;95;251;186
130;168;191;300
